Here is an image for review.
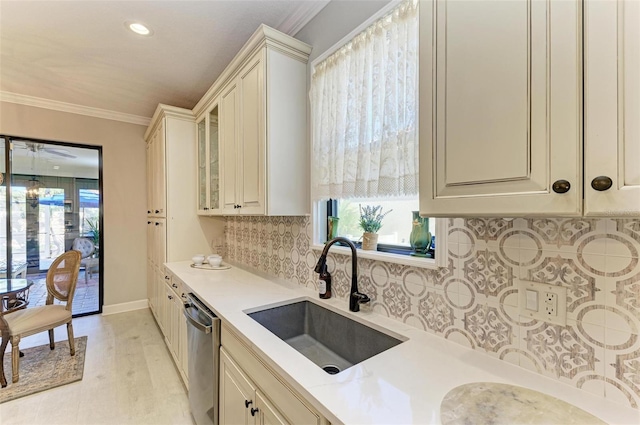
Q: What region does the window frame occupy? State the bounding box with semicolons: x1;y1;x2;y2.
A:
312;200;448;270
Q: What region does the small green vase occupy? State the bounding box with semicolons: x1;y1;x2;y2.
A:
409;211;431;257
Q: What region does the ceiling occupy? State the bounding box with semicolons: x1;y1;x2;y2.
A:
0;1;327;122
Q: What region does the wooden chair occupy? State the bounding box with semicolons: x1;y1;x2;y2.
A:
0;301;28;387
2;250;81;384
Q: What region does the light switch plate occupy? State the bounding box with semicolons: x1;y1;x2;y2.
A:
519;280;567;326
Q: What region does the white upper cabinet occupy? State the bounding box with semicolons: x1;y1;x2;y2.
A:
584;0;640;216
196;103;222;214
221;82;240;214
195;25;311;216
419;0;582;217
145;104;211;260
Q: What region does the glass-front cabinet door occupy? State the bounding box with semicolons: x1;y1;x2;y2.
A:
209;105;220;211
196;100;222;215
196;118;207;213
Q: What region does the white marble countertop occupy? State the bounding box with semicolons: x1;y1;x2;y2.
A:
165;260;640;425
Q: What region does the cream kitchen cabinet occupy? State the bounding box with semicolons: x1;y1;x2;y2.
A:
147;121;166;217
194;25;311;216
220;324;325;425
162;272;189;386
584;0;640;216
220;350;288;425
197;102;222;214
146;104;209;387
419;0;583;217
419;0;640;218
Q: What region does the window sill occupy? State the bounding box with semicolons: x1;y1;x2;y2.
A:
311;244;440;270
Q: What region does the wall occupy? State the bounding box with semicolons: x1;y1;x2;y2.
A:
225;216;640;410
0;101;147;307
295;0;391;63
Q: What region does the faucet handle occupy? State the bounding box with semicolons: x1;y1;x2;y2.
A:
350;291;370;312
355;292;370;304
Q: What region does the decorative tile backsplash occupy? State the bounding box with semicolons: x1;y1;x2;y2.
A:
224;216;640;410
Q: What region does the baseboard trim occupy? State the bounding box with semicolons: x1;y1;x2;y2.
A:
102;299;149;316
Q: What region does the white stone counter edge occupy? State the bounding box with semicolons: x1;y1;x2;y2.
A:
165;260;640;425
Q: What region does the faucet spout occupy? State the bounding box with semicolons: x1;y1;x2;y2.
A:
314;237;370;312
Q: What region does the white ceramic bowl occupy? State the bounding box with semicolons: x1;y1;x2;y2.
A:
192;255;205;265
209;256;223;267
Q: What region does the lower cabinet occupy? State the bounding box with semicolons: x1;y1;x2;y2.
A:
220;350;289;425
220;324;327;425
149;269;189;388
220;348;255;425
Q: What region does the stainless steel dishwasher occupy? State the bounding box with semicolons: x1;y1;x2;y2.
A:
184;293;221;425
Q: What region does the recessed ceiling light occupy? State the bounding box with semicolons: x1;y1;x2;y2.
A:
126;21;153;36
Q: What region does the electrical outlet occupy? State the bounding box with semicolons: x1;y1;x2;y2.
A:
519;280;567;326
544;292;558;316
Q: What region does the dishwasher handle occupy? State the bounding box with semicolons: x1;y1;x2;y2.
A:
183;304;212;334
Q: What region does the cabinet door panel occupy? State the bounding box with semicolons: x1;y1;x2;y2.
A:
197;119;207;212
220;349;254;425
154;219;166;266
420;0;582;216
256;391;288;425
221;83;239;213
439;0;529;186
146;142;153;215
239;55;265;214
209;105;221;211
585;0;640;215
154;123;167;216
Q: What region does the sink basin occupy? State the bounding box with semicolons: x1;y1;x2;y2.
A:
247;300;405;374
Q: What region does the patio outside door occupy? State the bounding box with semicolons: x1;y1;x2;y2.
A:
0;136;103;316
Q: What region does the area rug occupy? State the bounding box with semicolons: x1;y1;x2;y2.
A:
0;336;87;403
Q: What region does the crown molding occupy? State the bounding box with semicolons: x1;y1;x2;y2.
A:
144;104;194;139
192;24;311;118
277;1;330;36
0;91;151;126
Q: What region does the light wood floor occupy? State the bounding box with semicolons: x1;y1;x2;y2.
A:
0;309;194;425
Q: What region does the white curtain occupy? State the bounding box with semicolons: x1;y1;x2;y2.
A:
310;0;419;200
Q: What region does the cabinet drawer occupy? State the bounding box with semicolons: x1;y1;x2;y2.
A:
222;324;321;425
163;268;185;298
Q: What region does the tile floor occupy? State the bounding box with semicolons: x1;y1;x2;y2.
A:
0;308;194;425
26;270;100;315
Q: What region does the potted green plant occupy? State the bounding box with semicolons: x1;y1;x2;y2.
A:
359;205;392;250
85;219;100;252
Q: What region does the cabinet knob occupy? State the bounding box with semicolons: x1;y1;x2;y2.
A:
591;176;613;192
155;210;160;214
147;221;151;224
172;283;178;288
244;400;252;408
147;210;151;214
552;180;571;194
164;275;170;280
250;408;259;417
168;295;173;300
155;222;160;226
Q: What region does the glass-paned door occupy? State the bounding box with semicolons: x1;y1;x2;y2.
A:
0;137;102;316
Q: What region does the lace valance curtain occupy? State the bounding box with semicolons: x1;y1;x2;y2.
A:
310;0;419;200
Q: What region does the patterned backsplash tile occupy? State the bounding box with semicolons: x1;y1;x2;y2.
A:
224;216;640;410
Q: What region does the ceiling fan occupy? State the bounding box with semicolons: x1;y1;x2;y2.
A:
13;141;77;159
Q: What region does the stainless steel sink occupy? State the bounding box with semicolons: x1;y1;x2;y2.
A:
247;300;405;374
